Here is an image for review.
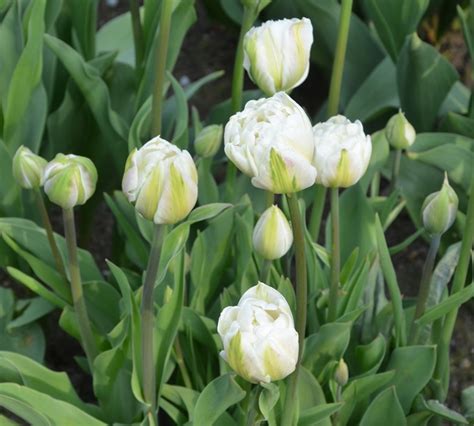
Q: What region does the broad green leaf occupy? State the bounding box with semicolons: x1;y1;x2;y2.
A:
7;298;54;330
299;402;343;426
440;112;474;138
0;394;50;426
422;399;468;424
359;387;406;426
83;281;121;334
0;140;20;216
166;71;188;148
193;374;246;426
354;334;386;377
406;412;431;426
197;159;219;205
161;384;199;419
69;0;97;60
462;385;474;422
439;81;471;117
298;367;328;414
397;34;458;131
259;382;279;423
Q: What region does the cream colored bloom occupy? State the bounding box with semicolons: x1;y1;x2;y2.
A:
43;154;97;209
224;92;316;194
243;18;313;95
385;111;416;150
12;146;47;189
312;115;372;188
217;282;298;384
122;136;198;224
253;205;293;260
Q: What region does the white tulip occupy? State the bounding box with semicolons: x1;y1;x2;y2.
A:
122;136;198;225
253;205;293;260
217;282;298;383
312;115;372;188
244;18;313;95
224;92;316;194
12;146;47;189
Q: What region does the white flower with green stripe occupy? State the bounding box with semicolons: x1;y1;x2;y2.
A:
224;92;316;194
122;136;198;225
217;282;298;383
12;146;47;189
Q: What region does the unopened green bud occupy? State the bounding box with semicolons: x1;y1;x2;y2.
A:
422;174;458;235
12;146;47;189
385;110;416;150
335;359;349;386
194;124;223;158
43;154;97;209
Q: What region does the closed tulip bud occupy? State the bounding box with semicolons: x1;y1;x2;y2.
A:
217;282;298;383
385;111;416;150
43;154;97;209
194;124;223;158
312;115;372;188
122;136;198;225
334;359;349;386
225;92;316;194
12;146;47;189
244;18;313;96
253;205;293;260
422;174;458;236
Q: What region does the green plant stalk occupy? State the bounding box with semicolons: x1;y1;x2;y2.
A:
174;336;192;389
408;235;441;345
328;188;340;322
281;194;308;426
62;208;98;368
265;191;275;209
390;149;402;191
370;172;380;198
141;224;163;423
129;0;145;73
260;259;271;283
151;0;173;135
35;190;66;278
434;174;474;399
308;185;327;242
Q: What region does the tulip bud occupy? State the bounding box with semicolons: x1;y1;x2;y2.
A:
217;282;298;383
194;124;223;158
312;115;372;188
122;136;198;225
253;205;293;260
385;111;416;150
243;18;313;96
225;92;316;194
334;359;349;387
422;174;458;235
12;146;47;189
43;154;97;209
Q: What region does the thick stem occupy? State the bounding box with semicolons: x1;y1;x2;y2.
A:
370;172;381;198
434;174;474;399
260;259;271;283
265;191;275;209
308;185;327;242
36;190;66;278
390;149;402;192
328;188;340;322
130;0;145;73
281;194;308;426
408;235;441;345
151;0;173;135
62;209;98;368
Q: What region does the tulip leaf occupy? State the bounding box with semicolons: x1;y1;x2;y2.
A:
69;0;97;60
406;412;432;426
259;382;279;424
440;112;474;138
462;386;474;423
421;399;469;424
193;374;246;426
7;298;54;330
166;71;189;148
299;402;344;426
354;334;387;377
359;387;406;426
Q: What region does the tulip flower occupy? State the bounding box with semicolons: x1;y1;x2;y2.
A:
243;18;313;95
385;110;416;150
224;92;316;194
312;115;372;188
253;205;293;260
194;124;223;158
122;136;198;225
43;154;97;209
217;282;298;383
12;146;47;189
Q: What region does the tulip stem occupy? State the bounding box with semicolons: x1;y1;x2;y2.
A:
173;336;192;389
35;190;66;279
370;172;380;198
308;185;327;242
151;0;173;136
62;208;98;369
408;234;440;345
281;194;308;426
129;0;145;74
391;149;402;191
141;224;163;423
260;259;271;283
433;174;474;400
328;188;340;322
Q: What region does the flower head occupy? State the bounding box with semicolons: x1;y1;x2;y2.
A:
12;146;47;189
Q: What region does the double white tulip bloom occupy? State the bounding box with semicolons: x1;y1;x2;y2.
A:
253;205;293;260
224;92;316;194
43;154;97;209
122;136;198;225
218;282;298;383
12;146;47;189
312;115;372;188
244;18;313;95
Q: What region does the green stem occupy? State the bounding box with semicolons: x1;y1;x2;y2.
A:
151;0;173;135
281;194;308;426
433;174;474;400
308;185;327;242
265;191;274;209
35;190;66;279
130;0;145;73
326;0;353;117
174;336;192;389
260;259;271;283
408;235;441;345
328;188;340;322
141;225;163;424
390;149;402;191
370;172;381;198
62;209;98;368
